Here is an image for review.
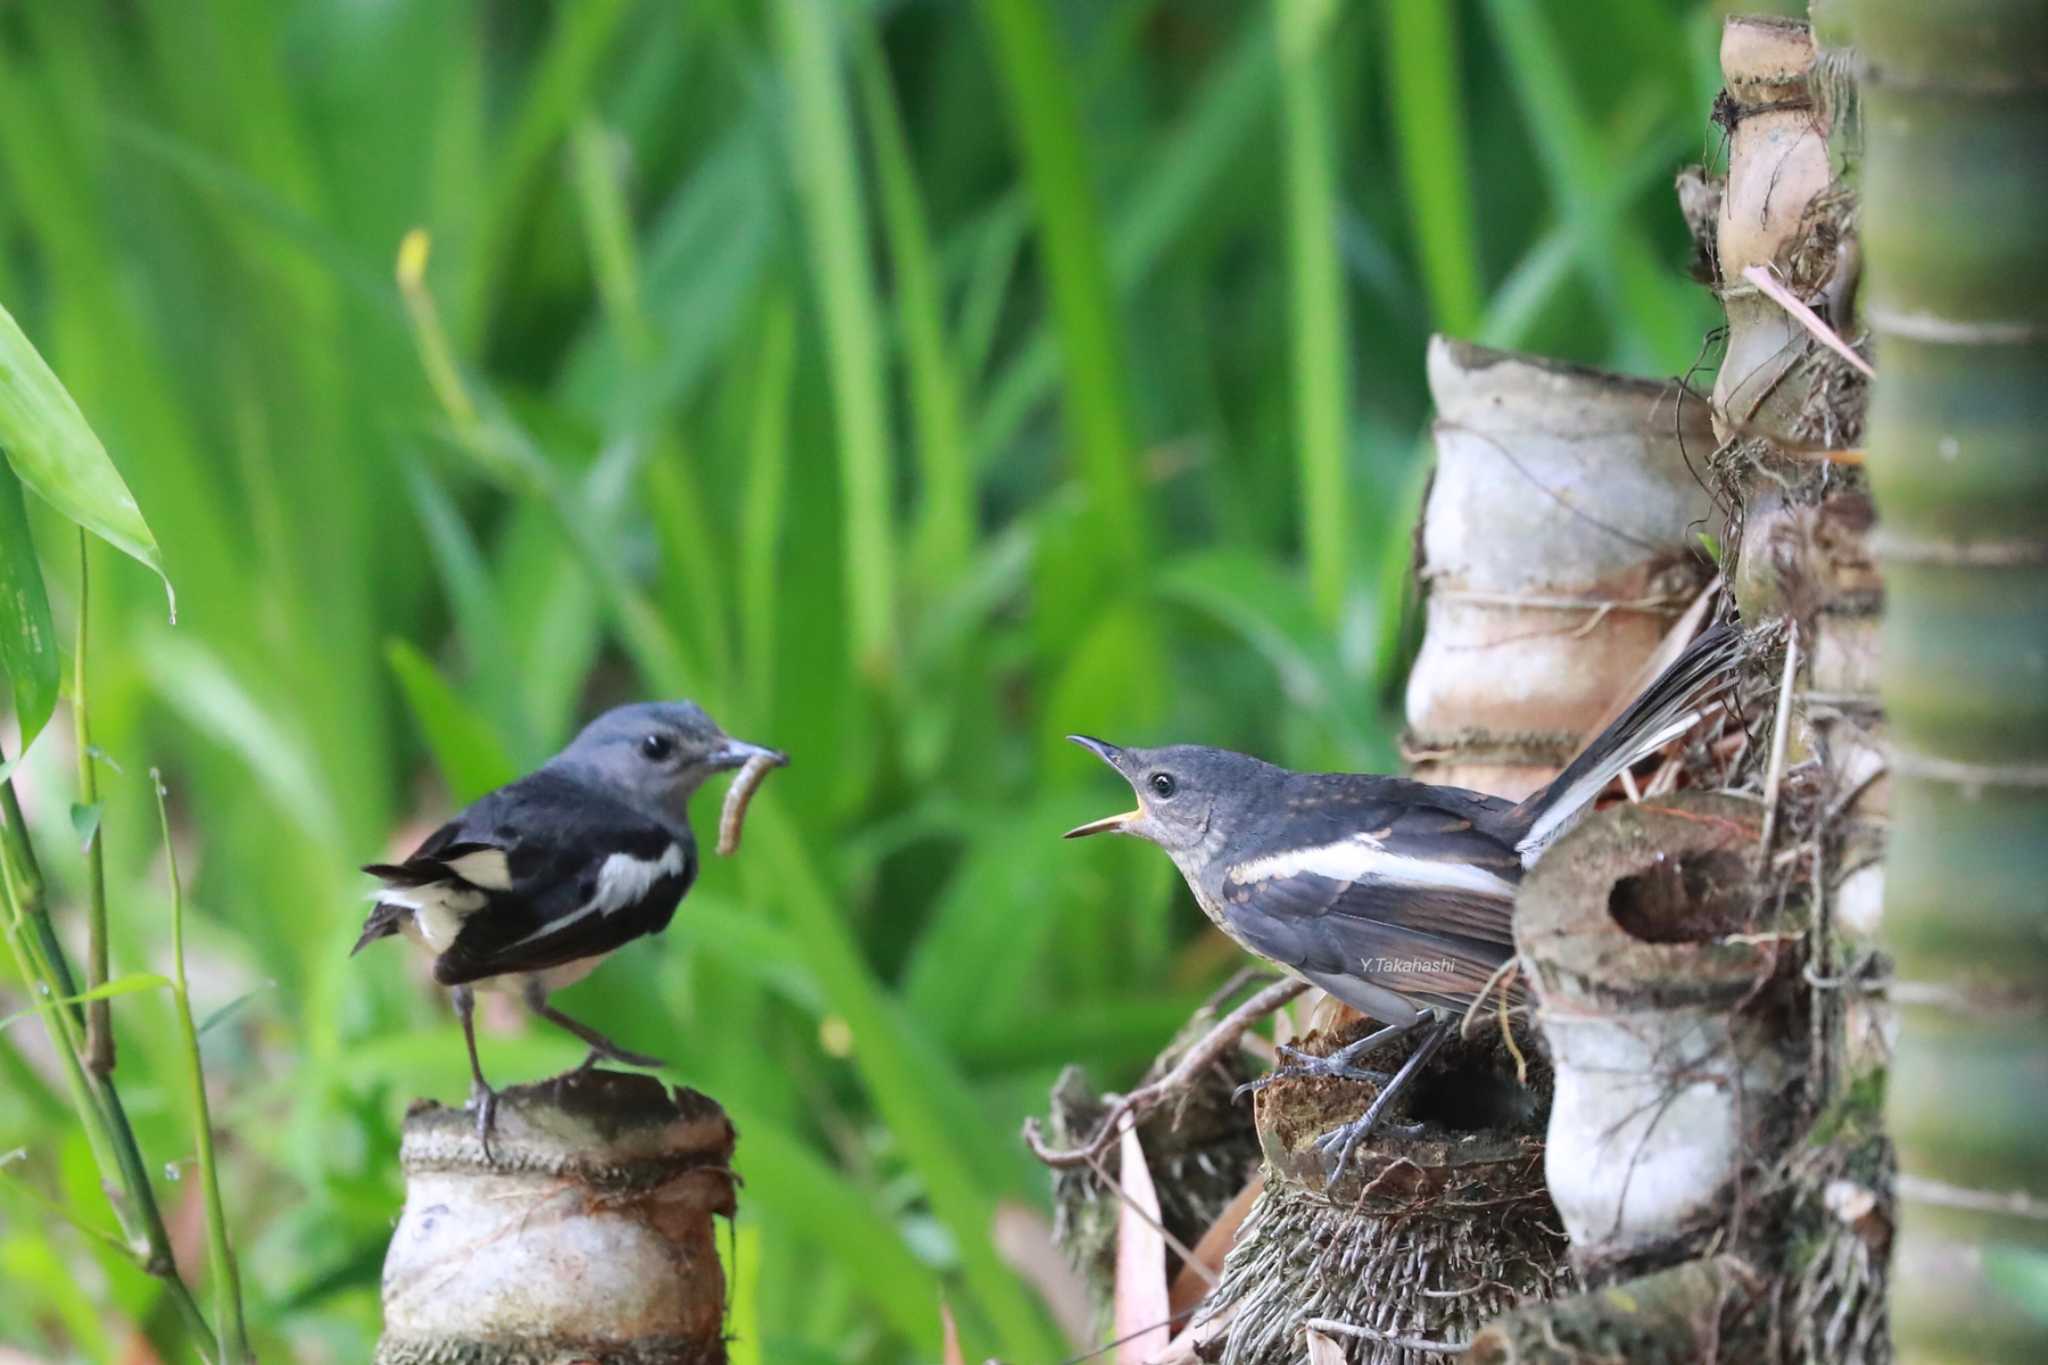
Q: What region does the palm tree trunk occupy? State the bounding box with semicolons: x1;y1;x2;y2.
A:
1854;1;2048;1359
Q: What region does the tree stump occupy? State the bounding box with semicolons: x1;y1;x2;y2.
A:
376;1069;737;1365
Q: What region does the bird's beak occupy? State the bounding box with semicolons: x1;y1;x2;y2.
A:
1064;810;1138;839
713;737;789;772
1067;734;1123;766
1064;734;1139;838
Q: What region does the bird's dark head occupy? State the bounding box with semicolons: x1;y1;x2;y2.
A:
1063;736;1279;867
556;701;785;810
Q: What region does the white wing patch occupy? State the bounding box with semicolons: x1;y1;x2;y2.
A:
443;846;513;891
373;882;487;953
507;842;685;950
595;843;687;910
1226;831;1517;901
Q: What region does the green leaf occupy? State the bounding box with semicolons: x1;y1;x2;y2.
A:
0;973;174;1031
196;983;275;1040
1275;0;1354;627
384;639;518;802
68;802;99;854
0;302;173;617
0;465;57;773
774;0;900;680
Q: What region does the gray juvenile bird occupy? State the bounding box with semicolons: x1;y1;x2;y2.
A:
354;701;783;1152
1066;625;1744;1178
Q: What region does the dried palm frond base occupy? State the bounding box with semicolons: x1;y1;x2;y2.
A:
1045;1004;1269;1325
1195;1021;1570;1364
1774;1072;1892;1364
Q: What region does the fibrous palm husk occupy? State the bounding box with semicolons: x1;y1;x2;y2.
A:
1194;1021;1570;1365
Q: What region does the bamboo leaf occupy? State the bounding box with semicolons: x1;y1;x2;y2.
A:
0;973;174;1031
0;465;57;773
68;802;99;855
0;302;173;617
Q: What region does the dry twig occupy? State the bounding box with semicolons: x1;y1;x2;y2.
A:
1023;979;1308;1169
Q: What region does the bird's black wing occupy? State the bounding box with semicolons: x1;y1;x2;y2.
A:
363;769;696;986
1217;779;1524;1016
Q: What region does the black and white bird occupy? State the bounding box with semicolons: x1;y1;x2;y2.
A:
354;701;783;1151
1065;624;1745;1177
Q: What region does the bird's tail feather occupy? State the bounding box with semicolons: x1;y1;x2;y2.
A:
1506;623;1746;858
351;902;408;955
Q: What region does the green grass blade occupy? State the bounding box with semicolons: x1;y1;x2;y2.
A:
971;13;1272;468
569;116;655;364
383;639;519;802
1477;0;1706;371
740;297;797;726
1478;118;1700;351
773;0;900;682
728;1120;946;1352
459;0;635;340
1386;0;1483;335
747;801;1063;1358
854;26;975;586
979;0;1147;583
1273;0;1353;628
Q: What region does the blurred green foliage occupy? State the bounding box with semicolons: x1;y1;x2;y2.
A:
0;1;1724;1358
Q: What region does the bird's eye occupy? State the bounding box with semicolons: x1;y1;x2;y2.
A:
640;733;675;762
1149;772;1177;799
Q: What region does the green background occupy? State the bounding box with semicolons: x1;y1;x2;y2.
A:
0;0;1767;1358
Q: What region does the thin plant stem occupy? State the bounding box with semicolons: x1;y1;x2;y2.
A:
0;857;126;1206
0;745;218;1358
76;531;114;1076
154;771;251;1363
395;228;479;432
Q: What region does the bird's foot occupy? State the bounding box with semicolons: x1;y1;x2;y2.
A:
467;1081;501;1164
598;1047;663;1080
1232;1020;1422;1103
1233;1044;1394;1102
1309;1016;1452;1185
586;1042;665;1071
1315;1099;1427;1185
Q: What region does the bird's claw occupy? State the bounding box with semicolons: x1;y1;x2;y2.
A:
1233;1043;1396;1104
468;1081;500;1165
1315;1108;1425;1185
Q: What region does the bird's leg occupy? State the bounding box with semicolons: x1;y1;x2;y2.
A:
1233;1015;1430;1102
452;985;499;1163
521;978;666;1071
1315;1016;1453;1185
